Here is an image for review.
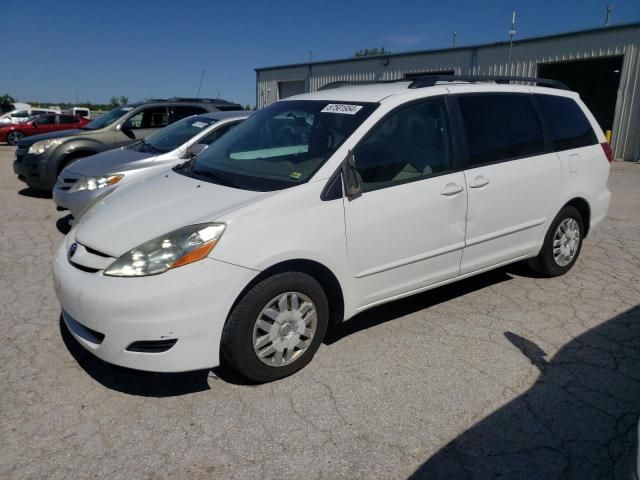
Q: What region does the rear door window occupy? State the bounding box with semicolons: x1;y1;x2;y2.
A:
457;94;545;166
535;94;597;151
170;106;207;122
127;107;169;129
59;115;77;124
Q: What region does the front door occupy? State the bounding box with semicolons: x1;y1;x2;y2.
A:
344;97;467;309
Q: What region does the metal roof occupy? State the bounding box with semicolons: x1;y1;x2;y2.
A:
255;22;640;72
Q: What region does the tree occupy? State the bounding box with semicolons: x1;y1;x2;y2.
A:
244;104;253;111
0;94;16;113
354;47;390;57
109;95;129;107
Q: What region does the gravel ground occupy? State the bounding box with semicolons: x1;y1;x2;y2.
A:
1;144;639;479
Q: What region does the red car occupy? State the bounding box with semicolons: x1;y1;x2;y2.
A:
0;113;90;145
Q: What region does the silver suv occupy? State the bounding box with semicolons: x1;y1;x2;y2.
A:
13;97;242;191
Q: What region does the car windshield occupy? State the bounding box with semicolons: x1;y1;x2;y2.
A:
182;100;377;191
82;105;133;130
128;115;218;154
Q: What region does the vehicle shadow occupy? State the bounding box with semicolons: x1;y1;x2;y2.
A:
58;265;520;395
410;305;640;480
18;187;51;199
56;214;73;235
59;317;212;397
324;266;514;345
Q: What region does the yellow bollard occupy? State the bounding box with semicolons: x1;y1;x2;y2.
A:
605;129;612;143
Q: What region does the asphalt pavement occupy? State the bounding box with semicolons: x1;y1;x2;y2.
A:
1;145;639;479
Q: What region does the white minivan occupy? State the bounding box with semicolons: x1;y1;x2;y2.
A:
53;76;612;382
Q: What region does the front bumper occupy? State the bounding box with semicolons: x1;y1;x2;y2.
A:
53;177;115;219
13;147;51;190
53;240;258;372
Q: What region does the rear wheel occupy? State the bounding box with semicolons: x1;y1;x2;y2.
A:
6;131;24;145
221;272;329;382
529;205;584;277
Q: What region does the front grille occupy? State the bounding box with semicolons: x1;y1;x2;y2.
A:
85;245;111;258
69;261;100;273
57;176;79;191
68;242;114;273
126;339;178;353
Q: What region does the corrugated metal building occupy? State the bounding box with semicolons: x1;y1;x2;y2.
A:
256;23;640;161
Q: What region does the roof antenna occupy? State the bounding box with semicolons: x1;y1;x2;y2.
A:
452;30;457;47
507;11;517;70
196;70;205;98
605;5;613;25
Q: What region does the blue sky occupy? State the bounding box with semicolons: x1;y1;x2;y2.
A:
2;0;639;106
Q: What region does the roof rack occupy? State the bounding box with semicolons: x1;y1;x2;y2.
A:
147;97;239;104
318;75;568;91
408;75;568;90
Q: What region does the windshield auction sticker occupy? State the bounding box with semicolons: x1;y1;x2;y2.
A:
191;121;208;128
321;104;363;115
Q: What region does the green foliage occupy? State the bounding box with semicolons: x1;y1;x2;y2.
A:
244;104;254;111
1;93;16;104
354;47;390;57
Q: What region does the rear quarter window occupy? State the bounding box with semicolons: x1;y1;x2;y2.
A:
535;95;597;151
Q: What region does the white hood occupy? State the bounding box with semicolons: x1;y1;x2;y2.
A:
74;170;275;257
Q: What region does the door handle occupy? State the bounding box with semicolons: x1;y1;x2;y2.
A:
469;175;490;188
440;183;464;196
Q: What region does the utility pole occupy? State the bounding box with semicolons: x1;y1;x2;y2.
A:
507;11;517;69
605;5;613;25
309;50;313;63
196;70;205;98
452;30;457;47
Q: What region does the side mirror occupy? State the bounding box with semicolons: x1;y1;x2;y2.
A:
341;150;362;200
119;121;135;139
186;143;208;158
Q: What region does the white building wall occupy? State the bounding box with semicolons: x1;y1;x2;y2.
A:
257;24;640;160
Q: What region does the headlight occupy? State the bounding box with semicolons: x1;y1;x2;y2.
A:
28;138;62;155
71;174;123;192
103;223;226;277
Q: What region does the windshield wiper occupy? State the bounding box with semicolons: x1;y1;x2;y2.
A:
191;169;237;188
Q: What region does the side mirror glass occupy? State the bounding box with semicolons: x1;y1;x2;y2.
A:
341;150;362;200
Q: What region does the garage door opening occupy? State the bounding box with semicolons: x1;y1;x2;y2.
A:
538;56;623;133
404;70;455;80
278;80;306;100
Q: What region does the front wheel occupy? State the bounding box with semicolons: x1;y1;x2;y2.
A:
529;205;585;277
6;131;24;146
221;272;329;382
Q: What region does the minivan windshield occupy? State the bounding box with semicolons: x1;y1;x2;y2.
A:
82;105;133;131
182;100;377;191
128;114;218;154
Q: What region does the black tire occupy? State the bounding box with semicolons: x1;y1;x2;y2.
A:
221;272;329;383
6;131;24;146
529;205;585;277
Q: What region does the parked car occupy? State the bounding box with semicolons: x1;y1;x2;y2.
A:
53;76;611;382
0;107;60;124
53;110;251;219
13;97;242;191
0;102;30;114
66;107;91;119
0;113;89;145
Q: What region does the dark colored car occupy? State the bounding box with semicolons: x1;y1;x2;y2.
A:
0;113;90;145
13;97;242;191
